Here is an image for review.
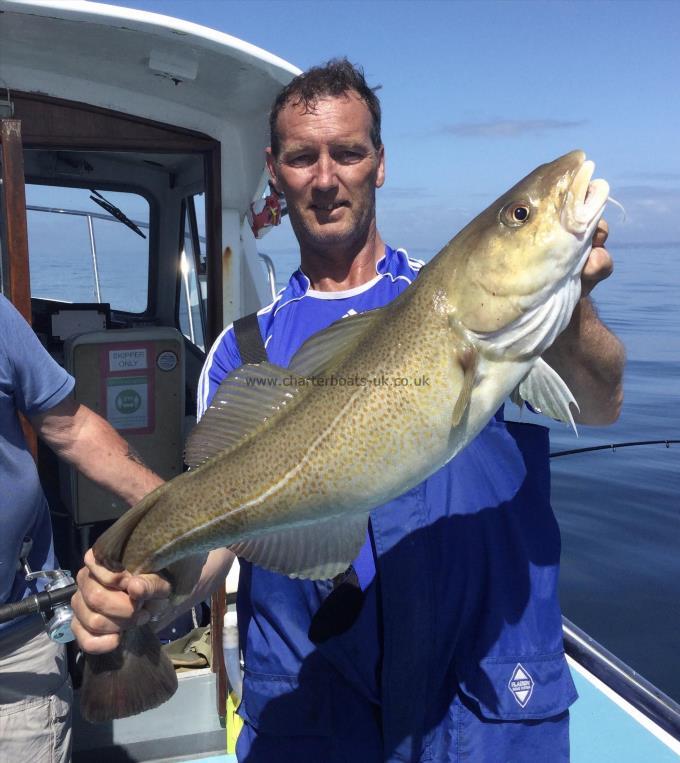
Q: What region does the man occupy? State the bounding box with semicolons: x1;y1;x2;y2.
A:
73;60;624;761
0;292;167;763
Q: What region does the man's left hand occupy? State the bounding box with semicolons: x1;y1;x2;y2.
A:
581;219;613;297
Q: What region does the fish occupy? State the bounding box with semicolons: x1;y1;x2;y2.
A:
79;150;609;722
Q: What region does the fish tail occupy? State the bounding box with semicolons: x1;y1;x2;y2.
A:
79;624;178;722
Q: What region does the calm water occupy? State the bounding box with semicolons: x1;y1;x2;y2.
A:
546;244;680;703
267;243;680;701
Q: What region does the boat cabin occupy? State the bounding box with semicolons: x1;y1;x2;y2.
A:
0;2;296;537
0;1;296;757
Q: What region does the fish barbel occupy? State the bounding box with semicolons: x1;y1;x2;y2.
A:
80;150;609;722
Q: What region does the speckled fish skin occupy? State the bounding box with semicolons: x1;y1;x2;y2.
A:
101;150;609;579
117;289;466;572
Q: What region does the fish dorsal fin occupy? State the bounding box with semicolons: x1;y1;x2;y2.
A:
185;362;304;469
288;307;386;378
229;512;369;580
512;357;579;434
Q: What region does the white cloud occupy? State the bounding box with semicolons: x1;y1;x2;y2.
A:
440;118;587;138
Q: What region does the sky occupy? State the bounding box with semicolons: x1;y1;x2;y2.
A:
98;0;680;256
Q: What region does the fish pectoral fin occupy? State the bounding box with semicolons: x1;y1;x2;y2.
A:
514;358;579;434
229;512;369;580
451;345;479;426
288;306;387;378
185;362;305;468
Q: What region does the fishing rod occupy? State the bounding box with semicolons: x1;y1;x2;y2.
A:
551;439;680;458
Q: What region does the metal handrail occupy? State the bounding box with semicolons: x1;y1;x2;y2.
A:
26;204;279;341
27;204;149;305
258;251;278;302
26;204;279;304
563;616;680;741
26;204;148;229
85;214;102;303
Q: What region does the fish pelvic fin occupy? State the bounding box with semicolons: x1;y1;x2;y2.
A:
79;624;177;722
512;357;579;434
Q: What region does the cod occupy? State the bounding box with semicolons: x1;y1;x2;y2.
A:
80;150;609;722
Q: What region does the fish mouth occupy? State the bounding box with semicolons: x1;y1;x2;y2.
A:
563;157;609;236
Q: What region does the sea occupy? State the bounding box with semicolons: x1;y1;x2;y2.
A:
267;242;680;703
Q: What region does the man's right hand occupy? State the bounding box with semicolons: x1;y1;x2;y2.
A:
71;548;172;654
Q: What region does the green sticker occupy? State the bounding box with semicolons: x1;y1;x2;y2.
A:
115;389;142;414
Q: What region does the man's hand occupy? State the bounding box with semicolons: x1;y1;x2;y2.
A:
71;549;172;654
541;218;625;425
71;547;236;654
581;219;613;297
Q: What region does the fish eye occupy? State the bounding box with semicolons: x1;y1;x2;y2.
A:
500;202;531;227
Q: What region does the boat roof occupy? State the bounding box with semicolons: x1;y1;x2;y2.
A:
0;0;301;207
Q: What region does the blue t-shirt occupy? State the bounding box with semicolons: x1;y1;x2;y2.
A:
0;294;74;632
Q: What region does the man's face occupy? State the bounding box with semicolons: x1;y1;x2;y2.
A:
266;92;385;254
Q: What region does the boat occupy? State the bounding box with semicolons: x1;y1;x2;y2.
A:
0;2;678;760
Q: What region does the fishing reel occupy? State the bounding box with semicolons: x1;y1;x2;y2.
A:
24;567;77;643
0;538;77;643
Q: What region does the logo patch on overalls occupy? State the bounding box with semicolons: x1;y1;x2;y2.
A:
508;663;534;707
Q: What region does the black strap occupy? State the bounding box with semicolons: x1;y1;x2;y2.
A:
233;311;268;363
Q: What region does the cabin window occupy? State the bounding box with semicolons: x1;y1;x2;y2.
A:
26;185;150;313
178;194;207;351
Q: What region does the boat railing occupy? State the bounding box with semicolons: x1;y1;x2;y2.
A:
257;251;278;301
27;204;138;304
25;204;279;344
563;616;680;741
551;440;680;742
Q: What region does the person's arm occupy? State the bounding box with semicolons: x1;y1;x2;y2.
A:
542;220;625;425
71;547;235;654
30;395;164;505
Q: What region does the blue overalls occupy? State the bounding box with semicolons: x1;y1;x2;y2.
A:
198;247;577;762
